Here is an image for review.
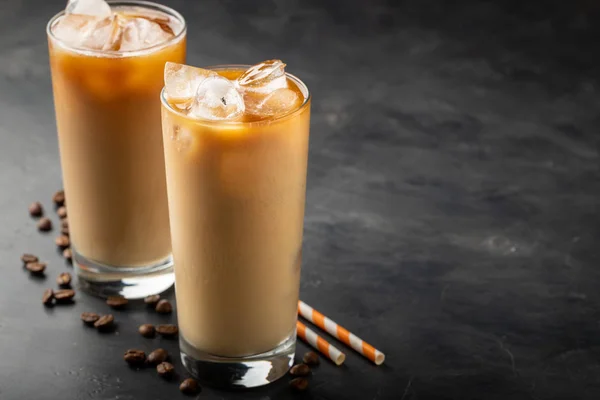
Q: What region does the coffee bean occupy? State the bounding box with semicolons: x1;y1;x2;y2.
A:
60;219;69;235
290;363;311;377
147;348;168;365
56;272;72;287
54;289;75;303
156;362;175;379
26;262;46;275
94;314;114;331
53;190;65;207
37;217;52;232
179;378;199;395
124;349;146;366
290;377;309;391
21;253;38;265
63;248;72;262
56;206;67;218
106;296;128;309
156;324;178;338
81;312;100;326
144;294;160;306
29;201;43;217
42;289;54;306
155;299;172;314
303;351;320;366
138;324;156;338
55;235;70;249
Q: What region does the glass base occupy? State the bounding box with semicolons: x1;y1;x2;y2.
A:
73;247;174;299
180;332;295;388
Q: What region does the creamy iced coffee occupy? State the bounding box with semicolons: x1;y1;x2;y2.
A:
161;61;310;387
47;0;186;297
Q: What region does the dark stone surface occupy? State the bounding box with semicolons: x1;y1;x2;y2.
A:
1;0;600;399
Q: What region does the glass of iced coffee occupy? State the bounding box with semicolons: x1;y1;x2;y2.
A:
161;60;311;387
46;0;186;298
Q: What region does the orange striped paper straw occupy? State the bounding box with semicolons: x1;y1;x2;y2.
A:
298;301;385;365
296;321;346;365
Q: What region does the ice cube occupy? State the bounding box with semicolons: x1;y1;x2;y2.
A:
145;14;174;35
164;62;216;107
120;17;172;51
237;59;288;93
52;14;98;46
66;0;112;18
81;15;123;51
191;76;245;120
245;88;301;118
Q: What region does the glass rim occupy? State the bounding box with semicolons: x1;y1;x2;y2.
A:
160;64;311;126
46;0;187;58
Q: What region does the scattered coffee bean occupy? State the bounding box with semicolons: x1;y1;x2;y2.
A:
179;378;199;395
63;248;72;262
290;363;311;377
56;206;67;218
56;272;72;287
29;201;43;217
156;324;178;338
106;296;128;309
303;351;320;366
124;349;146;366
55;235;70;249
54;289;75;303
139;324;156;338
42;289;54;306
156;362;175;379
147;348;168;365
53;190;65;207
94;314;114;331
21;253;38;265
60;219;69;235
26;262;46;275
290;377;309;391
144;294;160;306
37;217;52;232
81;312;100;326
155;299;172;314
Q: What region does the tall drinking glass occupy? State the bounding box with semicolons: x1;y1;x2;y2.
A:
161;65;311;387
47;1;186;298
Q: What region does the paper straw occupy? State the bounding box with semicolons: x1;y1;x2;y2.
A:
298;300;385;365
296;321;346;366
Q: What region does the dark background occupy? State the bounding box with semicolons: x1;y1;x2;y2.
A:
1;0;600;399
